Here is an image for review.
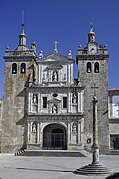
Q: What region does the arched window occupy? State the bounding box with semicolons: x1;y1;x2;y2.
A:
94;62;99;73
87;62;92;73
12;63;17;74
21;63;26;74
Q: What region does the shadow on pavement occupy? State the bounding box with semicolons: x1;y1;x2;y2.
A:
105;173;119;179
5;167;73;173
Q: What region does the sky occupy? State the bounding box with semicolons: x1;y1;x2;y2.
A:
0;0;119;98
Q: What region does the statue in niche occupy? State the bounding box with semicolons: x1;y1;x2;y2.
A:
33;94;38;104
32;123;37;132
72;122;77;133
42;73;45;81
63;74;66;80
52;104;58;113
72;92;77;104
52;71;58;81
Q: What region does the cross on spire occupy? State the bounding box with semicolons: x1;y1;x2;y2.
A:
90;22;93;32
53;41;59;53
91;83;98;96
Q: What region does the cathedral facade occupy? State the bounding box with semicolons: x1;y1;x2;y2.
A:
0;23;119;154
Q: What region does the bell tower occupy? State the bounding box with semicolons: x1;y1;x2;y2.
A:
1;23;37;153
77;25;109;154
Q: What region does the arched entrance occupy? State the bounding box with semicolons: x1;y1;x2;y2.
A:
43;123;67;150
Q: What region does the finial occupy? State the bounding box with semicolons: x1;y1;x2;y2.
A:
6;46;9;50
68;50;72;58
53;41;59;53
90;22;93;32
39;51;43;59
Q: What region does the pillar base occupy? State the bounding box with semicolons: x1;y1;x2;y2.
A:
74;163;112;176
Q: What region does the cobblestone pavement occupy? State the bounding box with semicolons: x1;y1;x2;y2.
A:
0;154;118;179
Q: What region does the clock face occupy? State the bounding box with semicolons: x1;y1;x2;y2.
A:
88;44;97;54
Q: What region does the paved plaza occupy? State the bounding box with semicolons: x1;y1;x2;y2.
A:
0;154;118;179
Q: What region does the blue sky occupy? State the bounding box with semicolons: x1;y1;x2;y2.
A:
0;0;119;98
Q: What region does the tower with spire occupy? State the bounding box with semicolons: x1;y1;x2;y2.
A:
1;21;38;152
76;25;109;154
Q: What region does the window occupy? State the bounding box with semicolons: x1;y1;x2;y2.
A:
21;63;26;74
110;135;119;150
12;63;17;74
94;62;99;73
87;62;92;73
63;97;67;108
112;96;119;118
52;93;58;97
43;97;47;108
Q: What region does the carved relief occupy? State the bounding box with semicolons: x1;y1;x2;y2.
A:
72;122;77;133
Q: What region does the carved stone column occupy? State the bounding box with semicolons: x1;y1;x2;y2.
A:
37;122;40;144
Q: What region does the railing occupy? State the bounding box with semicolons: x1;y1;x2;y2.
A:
77;48;108;55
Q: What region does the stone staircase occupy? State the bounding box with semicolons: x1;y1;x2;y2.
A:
15;149;91;157
107;150;119;155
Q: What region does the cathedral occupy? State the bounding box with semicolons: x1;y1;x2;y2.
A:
0;23;119;154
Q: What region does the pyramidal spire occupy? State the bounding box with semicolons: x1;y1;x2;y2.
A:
19;10;26;46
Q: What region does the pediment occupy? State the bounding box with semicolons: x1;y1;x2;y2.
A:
39;53;74;64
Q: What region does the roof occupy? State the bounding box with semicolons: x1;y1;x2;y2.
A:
38;53;74;64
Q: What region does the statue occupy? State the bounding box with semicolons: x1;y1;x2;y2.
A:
52;104;57;113
72;92;77;103
52;71;58;81
42;73;45;81
32;123;37;132
33;94;38;104
72;122;77;133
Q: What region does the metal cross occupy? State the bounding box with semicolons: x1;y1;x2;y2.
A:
91;83;98;96
53;41;59;53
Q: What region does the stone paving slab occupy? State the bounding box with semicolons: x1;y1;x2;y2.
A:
0;154;118;179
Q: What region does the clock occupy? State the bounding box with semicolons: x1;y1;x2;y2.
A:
88;44;97;54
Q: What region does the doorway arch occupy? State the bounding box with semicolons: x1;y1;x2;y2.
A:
43;123;67;150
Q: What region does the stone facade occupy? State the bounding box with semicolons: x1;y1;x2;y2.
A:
0;24;119;154
26;52;84;150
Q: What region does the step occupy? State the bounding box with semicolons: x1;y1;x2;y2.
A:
16;150;86;157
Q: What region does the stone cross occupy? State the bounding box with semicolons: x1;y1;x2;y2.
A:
53;41;59;53
91;83;98;96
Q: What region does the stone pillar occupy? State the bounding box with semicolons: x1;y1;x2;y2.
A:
37;122;40;144
68;93;71;112
77;122;81;145
81;91;83;113
67;123;71;145
28;122;31;143
78;92;80;112
92;96;99;164
38;93;41;113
